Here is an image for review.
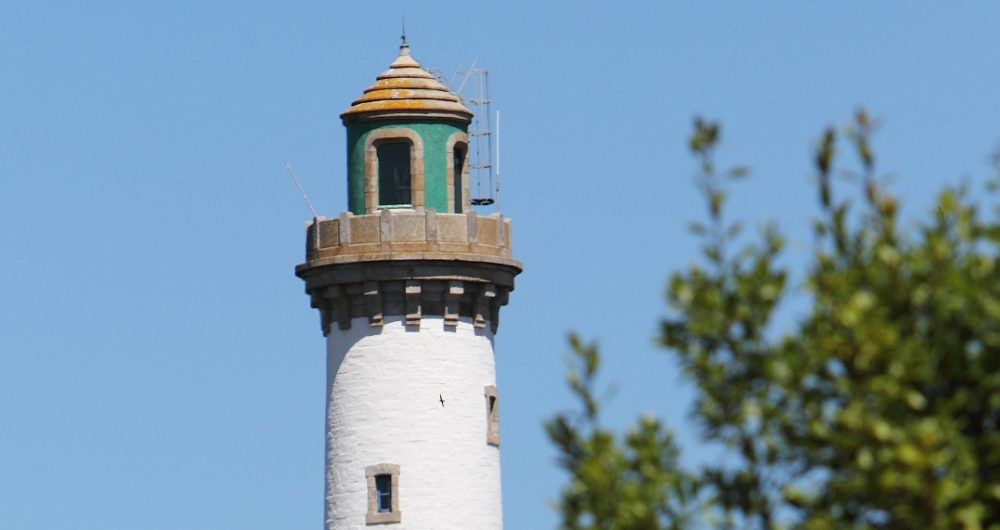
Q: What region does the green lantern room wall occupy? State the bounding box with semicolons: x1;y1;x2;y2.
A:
346;120;467;215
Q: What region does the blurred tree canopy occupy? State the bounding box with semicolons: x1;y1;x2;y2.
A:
547;111;1000;530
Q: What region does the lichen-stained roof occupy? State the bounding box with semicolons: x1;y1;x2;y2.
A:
341;43;472;125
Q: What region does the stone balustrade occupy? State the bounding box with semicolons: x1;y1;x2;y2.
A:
304;209;517;268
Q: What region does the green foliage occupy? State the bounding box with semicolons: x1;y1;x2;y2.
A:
548;111;1000;530
546;335;697;530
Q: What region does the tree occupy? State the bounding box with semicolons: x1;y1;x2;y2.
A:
547;111;1000;530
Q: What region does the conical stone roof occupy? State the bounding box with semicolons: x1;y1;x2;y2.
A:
341;43;472;125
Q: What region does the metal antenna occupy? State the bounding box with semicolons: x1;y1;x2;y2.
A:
453;63;496;208
401;16;407;45
496;109;501;212
429;67;453;91
285;161;318;217
455;58;478;96
448;61;464;91
443;59;503;210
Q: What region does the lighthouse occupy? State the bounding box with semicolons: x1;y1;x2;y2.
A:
295;40;522;529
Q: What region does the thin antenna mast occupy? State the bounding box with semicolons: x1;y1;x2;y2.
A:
455;58;478;96
285;162;318;217
495;110;501;212
448;61;464;91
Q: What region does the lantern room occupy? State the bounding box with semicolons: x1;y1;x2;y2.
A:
341;42;473;215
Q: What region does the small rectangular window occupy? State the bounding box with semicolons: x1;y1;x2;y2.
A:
485;385;500;446
377;142;411;207
365;463;401;524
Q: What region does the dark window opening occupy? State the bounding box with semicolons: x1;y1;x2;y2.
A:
485;385;500;446
375;474;392;513
453;144;466;213
377;142;411;206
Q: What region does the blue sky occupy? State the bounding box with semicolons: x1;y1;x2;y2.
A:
2;2;999;528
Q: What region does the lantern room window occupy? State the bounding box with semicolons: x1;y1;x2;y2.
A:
377;141;412;207
453;143;466;213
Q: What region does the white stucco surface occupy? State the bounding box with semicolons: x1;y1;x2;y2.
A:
325;316;502;530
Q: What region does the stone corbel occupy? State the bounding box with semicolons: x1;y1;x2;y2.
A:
444;281;464;327
324;285;351;332
474;283;496;329
405;280;421;328
310;290;331;336
364;281;383;327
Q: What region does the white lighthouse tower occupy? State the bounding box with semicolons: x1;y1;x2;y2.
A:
296;41;521;529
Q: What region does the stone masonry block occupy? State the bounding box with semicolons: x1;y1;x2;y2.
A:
424;210;438;241
477;217;499;246
338;212;352;245
437;215;467;242
466;210;479;242
318;219;340;248
390;213;426;242
350;216;380;244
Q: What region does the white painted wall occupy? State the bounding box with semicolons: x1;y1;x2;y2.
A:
325;316;503;530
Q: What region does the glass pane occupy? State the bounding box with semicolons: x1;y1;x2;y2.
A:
377;142;411;206
375;474;392;513
453;145;465;213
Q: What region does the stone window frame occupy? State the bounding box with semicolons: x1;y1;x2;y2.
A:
484;385;500;446
365;463;401;524
445;132;470;214
364;128;425;213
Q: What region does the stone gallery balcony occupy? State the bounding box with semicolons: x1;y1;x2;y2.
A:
303;209;518;268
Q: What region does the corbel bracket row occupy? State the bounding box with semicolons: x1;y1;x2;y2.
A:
309;279;510;335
